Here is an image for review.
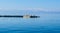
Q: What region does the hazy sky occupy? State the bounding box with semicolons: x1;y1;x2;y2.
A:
0;0;60;11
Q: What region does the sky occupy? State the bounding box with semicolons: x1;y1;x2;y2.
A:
0;0;60;11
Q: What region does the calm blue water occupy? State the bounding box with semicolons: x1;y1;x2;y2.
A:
0;13;60;33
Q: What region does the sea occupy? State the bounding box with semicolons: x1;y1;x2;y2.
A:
0;11;60;33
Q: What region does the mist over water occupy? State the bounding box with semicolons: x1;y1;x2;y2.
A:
0;11;60;33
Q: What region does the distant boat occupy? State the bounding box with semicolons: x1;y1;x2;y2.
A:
23;15;40;18
0;15;40;18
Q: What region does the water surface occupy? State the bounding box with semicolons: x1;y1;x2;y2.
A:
0;13;60;33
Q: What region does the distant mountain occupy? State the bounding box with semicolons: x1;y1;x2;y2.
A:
0;10;60;15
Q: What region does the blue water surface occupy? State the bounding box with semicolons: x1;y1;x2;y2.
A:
0;13;60;33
